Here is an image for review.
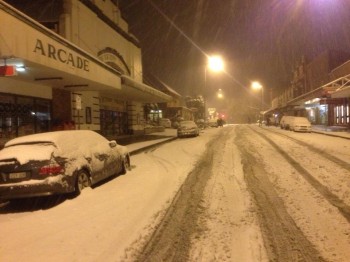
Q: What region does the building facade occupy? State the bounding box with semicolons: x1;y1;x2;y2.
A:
0;0;171;145
268;50;350;129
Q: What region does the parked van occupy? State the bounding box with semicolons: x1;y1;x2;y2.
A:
280;116;294;130
289;117;312;132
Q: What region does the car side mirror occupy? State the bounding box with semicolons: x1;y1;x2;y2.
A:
109;140;117;148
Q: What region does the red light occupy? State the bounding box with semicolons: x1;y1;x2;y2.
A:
0;66;17;76
39;165;63;175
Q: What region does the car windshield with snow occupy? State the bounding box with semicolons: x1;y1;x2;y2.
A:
0;130;130;200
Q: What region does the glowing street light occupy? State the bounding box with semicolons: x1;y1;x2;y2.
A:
251;81;264;125
217;88;224;99
251;81;263;108
204;55;225;119
251;81;262;91
208;55;225;72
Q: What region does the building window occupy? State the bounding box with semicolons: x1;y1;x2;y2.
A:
100;109;128;137
0;94;51;146
334;104;349;126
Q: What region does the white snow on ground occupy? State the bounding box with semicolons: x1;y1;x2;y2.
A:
248;126;350;261
0;126;349;261
189;128;268;261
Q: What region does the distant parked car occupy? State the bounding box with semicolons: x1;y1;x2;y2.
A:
172;117;184;129
280;116;294;130
196;119;205;129
0;130;130;200
207;119;218;128
289;117;312;132
159;118;171;128
177;120;200;138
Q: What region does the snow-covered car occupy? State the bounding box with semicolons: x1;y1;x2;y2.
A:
159;118;171;128
289;117;312;132
207;119;218;127
280;115;294;130
0;130;130;200
177;120;200;138
196;119;205;129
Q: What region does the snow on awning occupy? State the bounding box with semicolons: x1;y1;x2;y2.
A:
121;75;172;103
331;86;350;98
328;74;350;98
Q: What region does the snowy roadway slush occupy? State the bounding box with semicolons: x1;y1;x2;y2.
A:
1;125;350;262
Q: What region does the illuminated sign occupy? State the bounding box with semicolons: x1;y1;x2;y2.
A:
33;39;90;72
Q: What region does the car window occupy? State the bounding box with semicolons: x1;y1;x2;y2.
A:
0;143;56;165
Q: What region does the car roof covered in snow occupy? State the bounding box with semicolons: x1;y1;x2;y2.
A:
4;130;109;149
0;130;115;165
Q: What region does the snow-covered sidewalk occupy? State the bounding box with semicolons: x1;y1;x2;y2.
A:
311;125;350;139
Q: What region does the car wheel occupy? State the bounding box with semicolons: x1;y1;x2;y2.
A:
121;156;130;174
75;170;90;195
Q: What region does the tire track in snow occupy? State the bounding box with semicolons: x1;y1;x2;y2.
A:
189;126;268;261
257;126;350;171
249;126;350;223
235;127;326;262
135;129;228;262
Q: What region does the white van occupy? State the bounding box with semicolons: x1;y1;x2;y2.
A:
289;117;312;132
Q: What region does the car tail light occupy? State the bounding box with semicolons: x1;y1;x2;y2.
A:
39;164;63;176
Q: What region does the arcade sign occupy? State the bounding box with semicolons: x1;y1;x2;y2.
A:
33;39;90;72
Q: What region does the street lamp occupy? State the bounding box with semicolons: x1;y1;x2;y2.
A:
251;81;263;109
204;55;224;119
217;88;224;99
208;55;224;72
251;81;263;125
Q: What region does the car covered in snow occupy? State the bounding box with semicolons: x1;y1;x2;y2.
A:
0;130;130;200
177;120;200;138
207;119;218;128
280;115;294;130
289;116;312;132
159;118;172;128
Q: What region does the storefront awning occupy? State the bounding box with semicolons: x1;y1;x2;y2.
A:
331;86;350;98
287;85;335;107
121;75;172;103
328;74;350;98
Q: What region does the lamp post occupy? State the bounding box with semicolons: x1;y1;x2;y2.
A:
251;81;263;125
204;55;224;119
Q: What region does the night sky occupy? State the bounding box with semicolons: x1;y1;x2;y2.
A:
119;0;350;120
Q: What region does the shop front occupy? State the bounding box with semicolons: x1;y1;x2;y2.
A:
0;1;171;144
100;96;129;138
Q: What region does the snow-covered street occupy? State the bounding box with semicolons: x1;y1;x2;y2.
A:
1;125;350;261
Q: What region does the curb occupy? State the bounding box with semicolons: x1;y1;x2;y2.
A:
312;130;350;140
129;137;178;155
